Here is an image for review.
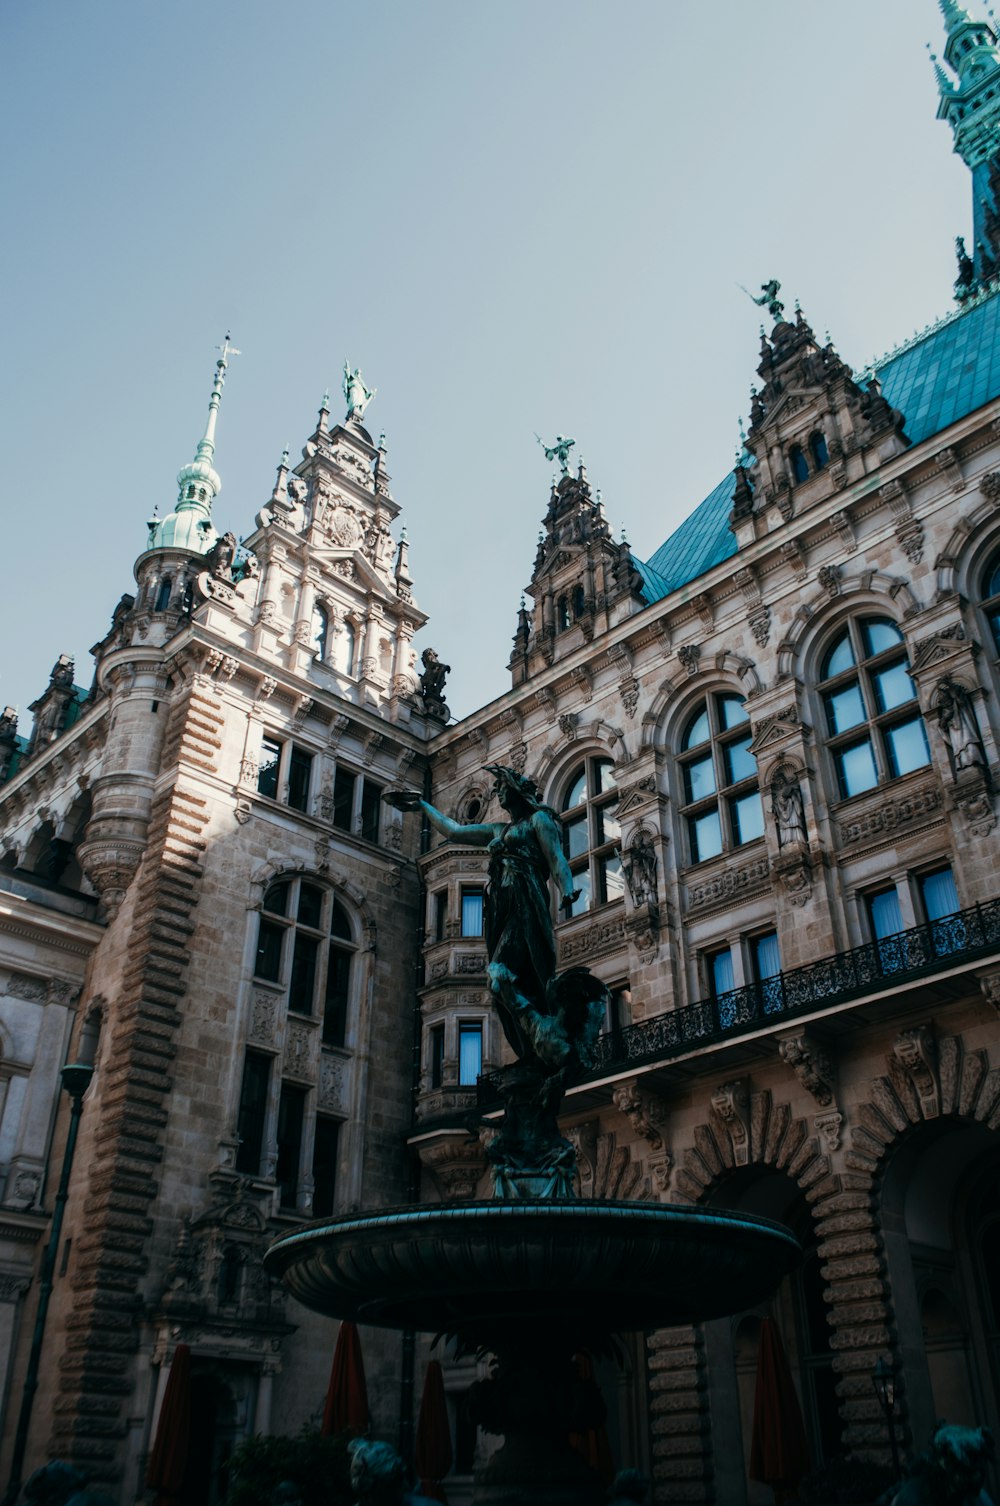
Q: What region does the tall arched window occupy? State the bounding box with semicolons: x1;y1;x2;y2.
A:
790;445;809;483
980;550;1000;653
253;877;357;1045
557;595;571;632
312;603;329;660
154;577;172;612
818;616;929;800
810;431;829;470
679;694;762;864
337;621;356;676
559;756;622;916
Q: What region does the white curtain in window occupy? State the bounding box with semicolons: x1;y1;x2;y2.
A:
921;868;960;921
870;889;904;940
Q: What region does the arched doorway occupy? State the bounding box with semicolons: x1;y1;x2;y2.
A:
703;1167;838;1505
181;1369;243;1506
880;1118;1000;1456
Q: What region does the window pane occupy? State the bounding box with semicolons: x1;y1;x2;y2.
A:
870;888;903;940
288;934;318;1014
823;632;854;678
873;661;916;713
255;918;284;982
599;853;625;905
863;617;903;656
718;695;748;730
596;803;621;846
825;682;866;735
323;946;351;1046
684;754;716;802
724;736;756;785
690;809;723;863
987;558;1000;598
921;868;960;920
298;883;323;929
312;1117;340;1218
433;891;447;943
732;791;764;845
886;717;930;777
711;949;735;995
563;767;587;810
563;814;589;861
429;1024;445;1089
990;609;1000;654
568;867;592;916
836;739;878;798
593;759;616;794
258;737;281;800
235;1054;270;1175
754;931;783;1015
263;882;289;917
287;746;313;812
330;900;351;942
360;780;382;844
683;707;710;749
333;768;356;831
458;1024;483;1085
461;890;484;937
276;1086;305;1209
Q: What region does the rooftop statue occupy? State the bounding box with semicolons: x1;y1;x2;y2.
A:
386;763;608;1195
535;432;576;476
343;361;376;424
741;278;785;323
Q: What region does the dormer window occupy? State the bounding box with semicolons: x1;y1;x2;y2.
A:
790;445;809;484
810;432;829;470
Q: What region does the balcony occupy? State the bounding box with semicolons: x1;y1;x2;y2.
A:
466;898;1000;1116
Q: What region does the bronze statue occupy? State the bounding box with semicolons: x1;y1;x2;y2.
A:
888;1423;995;1506
741;278;785;322
343;362;376;424
387;764;608;1192
418;648;450;705
535;433;576;476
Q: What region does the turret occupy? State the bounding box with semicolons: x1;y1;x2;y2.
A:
934;2;1000;291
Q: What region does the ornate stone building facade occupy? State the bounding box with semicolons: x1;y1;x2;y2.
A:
4;6;1000;1503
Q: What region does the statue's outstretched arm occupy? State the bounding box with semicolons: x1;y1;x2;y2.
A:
384;790;496;847
532;810;579;911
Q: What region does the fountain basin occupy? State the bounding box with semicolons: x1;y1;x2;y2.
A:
264;1198;801;1335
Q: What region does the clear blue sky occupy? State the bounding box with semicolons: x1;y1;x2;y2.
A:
0;0;974;723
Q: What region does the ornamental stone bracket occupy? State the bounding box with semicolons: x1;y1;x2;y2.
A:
612;1079;672;1192
416;1134;487;1202
710;1078;751;1167
978;969;1000;1014
771;846;813;907
776;1030;838;1109
892;1025;940;1119
76;837;146;921
951;766;997;837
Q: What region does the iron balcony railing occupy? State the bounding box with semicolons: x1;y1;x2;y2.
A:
477;898;1000;1104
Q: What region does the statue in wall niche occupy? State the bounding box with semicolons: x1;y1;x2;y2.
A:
771;767;807;848
343;361;376;423
386;763;608;1196
622;830;658;907
935;676;987;774
888;1422;995;1506
418;647;451;705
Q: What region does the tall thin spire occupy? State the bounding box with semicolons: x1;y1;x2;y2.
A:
146;336;239;554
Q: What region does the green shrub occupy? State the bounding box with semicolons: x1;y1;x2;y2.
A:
224;1427;353;1506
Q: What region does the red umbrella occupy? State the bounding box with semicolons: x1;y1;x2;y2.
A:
414;1359;453;1504
146;1342;192;1506
568;1351;614;1487
749;1317;810;1505
321;1320;370;1436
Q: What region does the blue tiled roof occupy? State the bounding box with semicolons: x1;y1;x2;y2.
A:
641;286;1000;603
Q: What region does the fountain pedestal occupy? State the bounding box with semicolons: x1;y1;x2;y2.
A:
265;1199;801;1503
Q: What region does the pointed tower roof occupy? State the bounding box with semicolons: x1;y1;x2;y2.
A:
147;336;238;553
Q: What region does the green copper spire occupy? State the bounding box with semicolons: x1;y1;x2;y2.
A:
147;335;239;553
935;0;1000;163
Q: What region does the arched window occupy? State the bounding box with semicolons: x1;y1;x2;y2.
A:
154;577;172;612
679;694;762;864
790;445;809;484
337;621;356;676
312;603;329;660
818;616;929;800
810;431;829;470
559;756;622;917
253;878;357;1046
557;595;571;632
980;550;1000;652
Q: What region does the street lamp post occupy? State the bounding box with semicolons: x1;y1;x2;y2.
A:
871;1354;902;1480
4;1019;99;1506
